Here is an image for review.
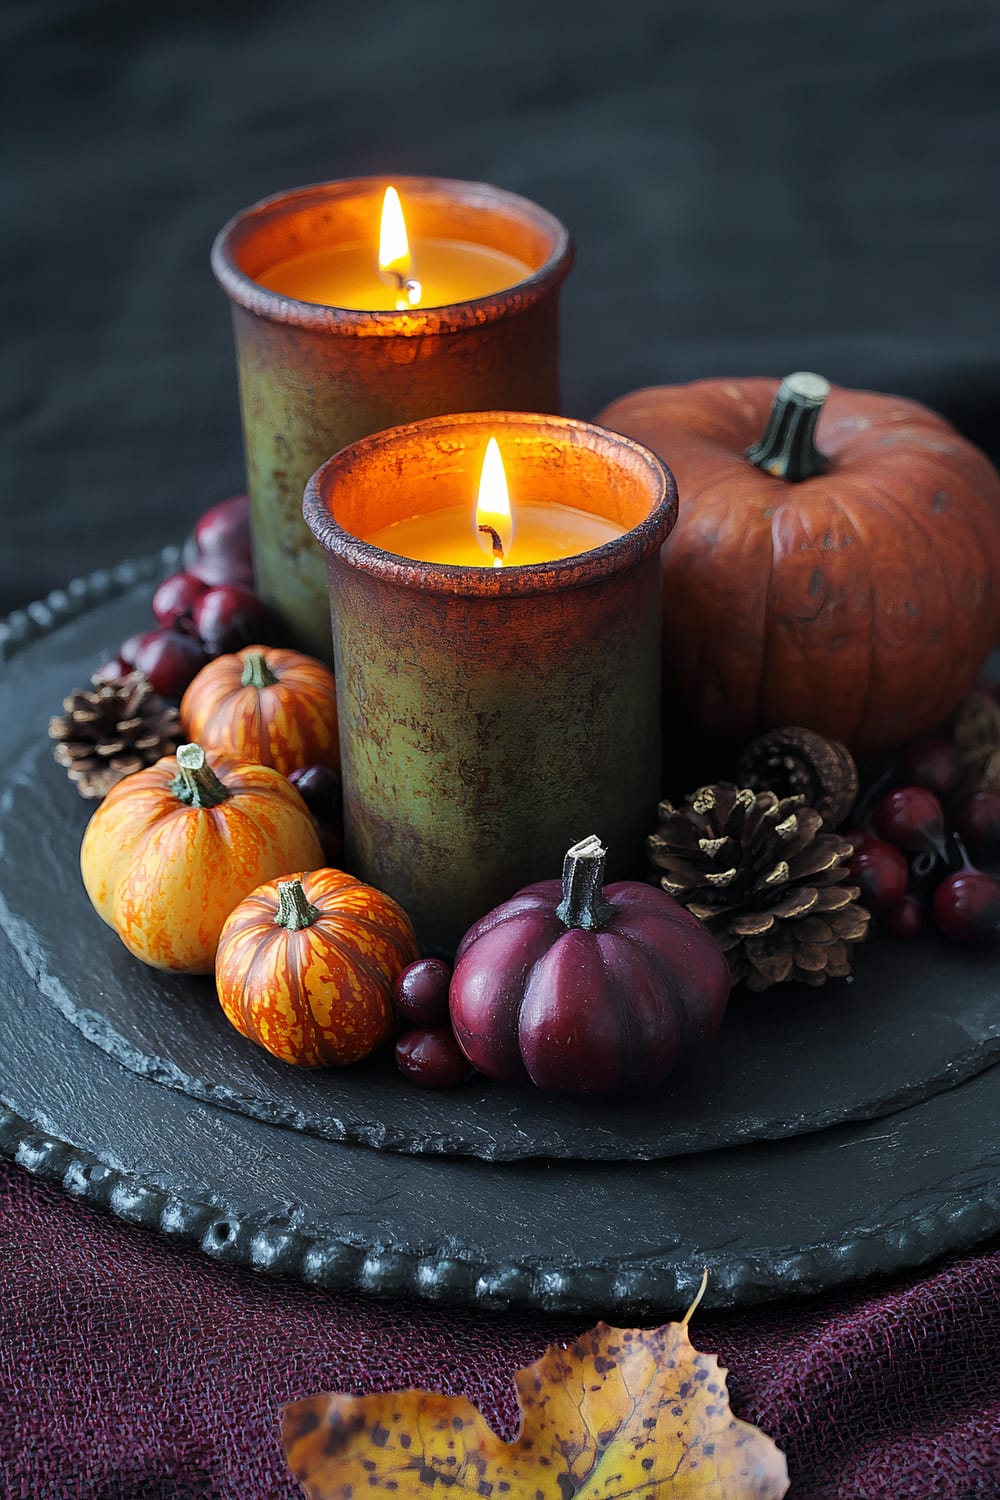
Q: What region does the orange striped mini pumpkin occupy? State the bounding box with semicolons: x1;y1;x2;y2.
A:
180;645;339;776
215;869;418;1067
80;742;323;974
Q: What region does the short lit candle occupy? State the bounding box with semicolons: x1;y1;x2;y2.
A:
363;437;625;566
304;411;676;951
258;186;532;310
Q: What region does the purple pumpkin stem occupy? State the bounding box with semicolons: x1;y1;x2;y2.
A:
555;835;616;931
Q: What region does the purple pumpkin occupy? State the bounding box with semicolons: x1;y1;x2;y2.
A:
449;835;731;1096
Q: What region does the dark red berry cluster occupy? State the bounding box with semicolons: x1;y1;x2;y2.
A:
97;496;274;699
392;958;473;1089
847;764;1000;944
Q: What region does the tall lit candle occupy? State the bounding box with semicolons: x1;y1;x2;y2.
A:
213;177;574;655
260;186;533;311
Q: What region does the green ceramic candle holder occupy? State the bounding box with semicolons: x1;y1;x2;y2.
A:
303;411;677;954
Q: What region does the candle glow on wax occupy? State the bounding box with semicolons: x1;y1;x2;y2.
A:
378;187;422;309
362;437;626;567
257;185;534;311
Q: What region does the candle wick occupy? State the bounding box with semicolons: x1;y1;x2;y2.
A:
385;268;422;310
478;524;505;566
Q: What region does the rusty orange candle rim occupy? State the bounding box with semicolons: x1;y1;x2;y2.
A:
212;178;574;657
303;411;677;955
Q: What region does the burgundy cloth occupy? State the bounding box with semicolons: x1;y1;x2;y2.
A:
2;1161;999;1499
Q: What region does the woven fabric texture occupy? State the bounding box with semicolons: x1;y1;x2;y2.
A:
2;1160;999;1500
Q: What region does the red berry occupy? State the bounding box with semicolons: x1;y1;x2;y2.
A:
194;494;252;561
186;550;254;588
289;764;342;820
843;827;877;854
874;786;946;854
848;841;909;912
395;1027;471;1088
152;572;209;629
120;629;154;667
92;655;133;687
394;958;452;1028
932;871;1000;943
192;585;271;656
182;496;253;585
898;737;963;803
131;629;209;699
955;790;1000;864
881;894;927;940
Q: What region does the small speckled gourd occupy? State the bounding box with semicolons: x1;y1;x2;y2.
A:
79;743;323;973
215;869;418;1066
180;645;339;776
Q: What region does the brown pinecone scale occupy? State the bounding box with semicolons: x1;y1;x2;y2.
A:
648;783;870;992
49;670;181;798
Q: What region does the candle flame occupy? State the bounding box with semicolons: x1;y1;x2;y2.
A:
378;186;421;308
475;437;513;566
378;187;409;273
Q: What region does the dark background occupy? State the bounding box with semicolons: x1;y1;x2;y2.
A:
3;0;999;615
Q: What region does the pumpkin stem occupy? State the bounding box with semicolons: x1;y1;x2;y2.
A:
745;371;830;482
170;743;232;808
241;651;279;689
556;835;615;931
274;877;321;931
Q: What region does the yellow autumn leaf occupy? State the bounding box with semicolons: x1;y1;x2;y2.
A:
282;1292;789;1499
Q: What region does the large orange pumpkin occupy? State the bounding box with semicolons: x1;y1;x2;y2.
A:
180;645;339;776
599;373;1000;757
215;869;418;1066
80;742;323;973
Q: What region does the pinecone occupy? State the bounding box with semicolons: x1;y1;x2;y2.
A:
952;691;1000;791
648;783;870;992
49;670;181;798
737;726;859;829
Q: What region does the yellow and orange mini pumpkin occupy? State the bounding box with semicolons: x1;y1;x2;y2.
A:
215;869;418;1067
180;645;339;776
80;742;323;974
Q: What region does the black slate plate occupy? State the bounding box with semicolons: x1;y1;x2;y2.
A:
2;555;1000;1310
2;559;999;1163
3;912;1000;1313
